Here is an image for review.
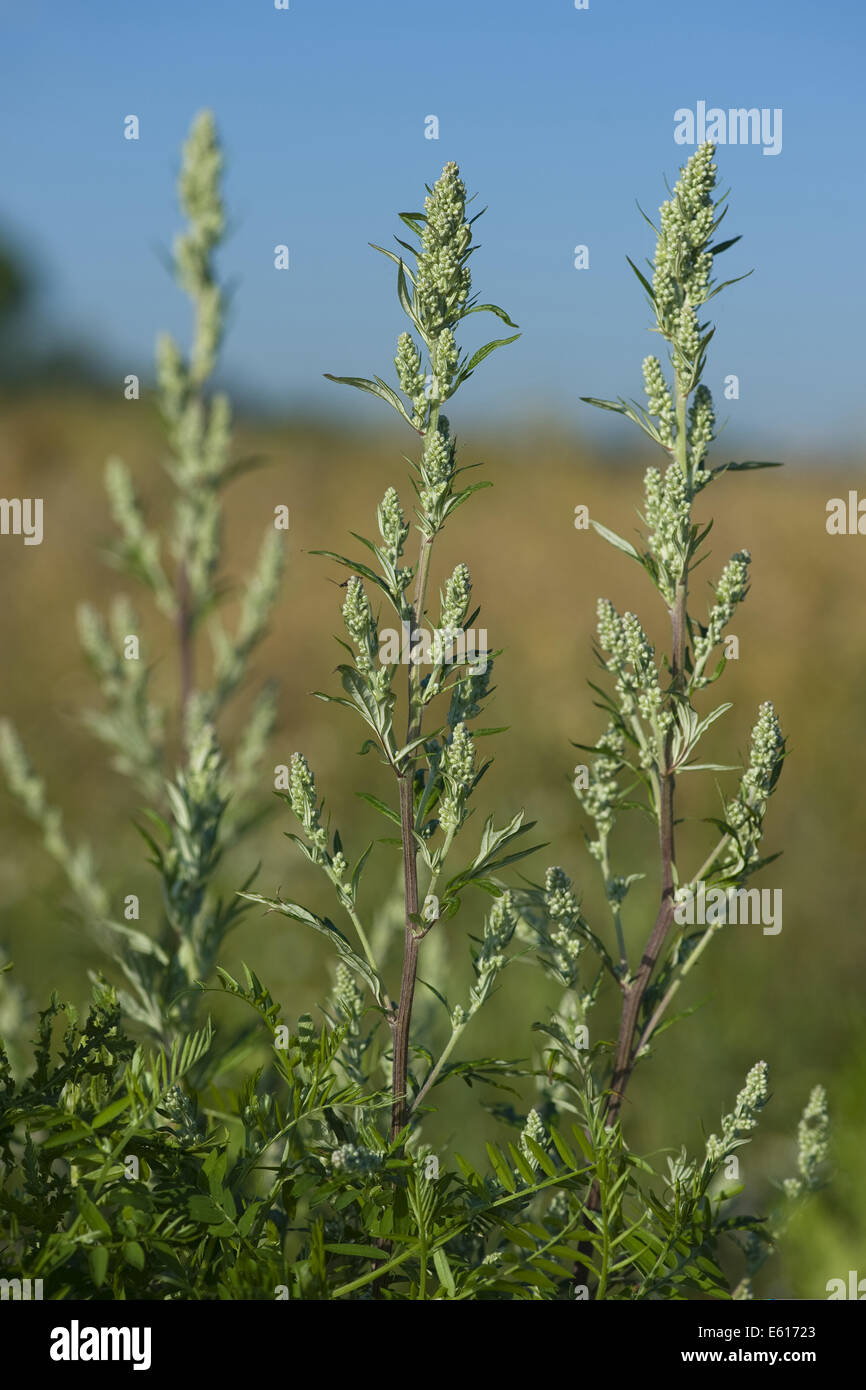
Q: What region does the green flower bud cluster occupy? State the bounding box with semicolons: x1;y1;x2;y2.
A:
174;112;226;387
0;723;52;825
438;721;476;832
288;752;328;852
201;393;232;478
705;1060;769;1167
161;725;230;972
723;702;785;870
394;332;427;427
431;326;459;398
544;864;579;921
596;599;671;749
178;490;222;610
642;356;675;447
543;865;585;985
177;112;225;264
430;563;473;670
158;1083;203;1146
334;961;363;1025
374;487;412;600
156;332;186;422
182;721;227;812
377;486;410;563
652;142;717;371
519;1107;546;1171
576;723;625;854
653;143;716;317
783;1085;830;1199
343;575;392;700
419;419;456;523
642;463;692;601
330;1142;381;1175
677;303;701;365
416;162;472;339
687;383;716;474
172;397;205;475
331;962;366;1085
448;658;493;727
468;891;518;1015
439;562;472;631
596;599;643;672
693;551;750;681
342;576;378;671
103;457;173;616
744;702;786;797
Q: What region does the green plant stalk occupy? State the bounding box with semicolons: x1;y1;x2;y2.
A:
317;165;520;1145
391;409;439;1141
607;369;689;1124
323;855;389;1008
410;1012;467;1117
573;148;784;1280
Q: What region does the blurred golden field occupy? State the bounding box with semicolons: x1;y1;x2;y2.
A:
0;385;863;1296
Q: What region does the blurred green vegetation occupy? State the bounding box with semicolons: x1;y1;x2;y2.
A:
0;384;862;1297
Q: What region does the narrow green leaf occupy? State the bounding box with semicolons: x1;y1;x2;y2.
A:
463;302;520;329
589;519;641;560
625;255;655;301
433;1247;457;1296
708;234;742;256
712;459;784;474
508;1143;536;1187
486;1142;517;1192
460;333;521;377
580;395;628;416
355;791;401;827
350;842;374;899
524;1136;558;1179
310;549;392;598
323;374;414;427
239;892;384;1003
550;1126;577;1168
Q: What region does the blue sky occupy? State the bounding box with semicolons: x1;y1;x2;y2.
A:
1;0;864;452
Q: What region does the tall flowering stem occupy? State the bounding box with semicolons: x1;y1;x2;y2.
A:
318;164;524;1142
0;112;284;1041
580;144;786;1129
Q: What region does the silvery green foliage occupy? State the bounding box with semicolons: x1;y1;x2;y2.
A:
0;112;283;1041
516;144;829;1296
248;162;533;1144
0;137;832;1302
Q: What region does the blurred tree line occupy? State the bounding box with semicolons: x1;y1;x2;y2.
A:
0;232;105;387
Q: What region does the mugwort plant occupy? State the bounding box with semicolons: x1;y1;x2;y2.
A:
0;121;829;1301
515;141;830;1296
